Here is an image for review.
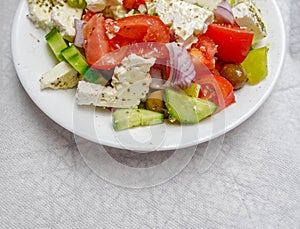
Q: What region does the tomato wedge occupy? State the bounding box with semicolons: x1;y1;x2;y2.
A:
85;14;170;69
191;35;217;70
205;24;254;64
84;14;111;67
106;20;149;47
95;42;169;70
123;0;146;10
106;15;170;47
194;74;235;112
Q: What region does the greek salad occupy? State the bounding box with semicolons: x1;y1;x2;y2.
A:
28;0;268;130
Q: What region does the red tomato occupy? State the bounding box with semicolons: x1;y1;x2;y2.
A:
82;10;96;21
106;15;170;47
105;19;149;47
195;74;235;112
123;0;146;10
190;49;214;80
84;14;118;69
204;24;254;64
128;42;169;59
191;35;217;70
85;15;170;69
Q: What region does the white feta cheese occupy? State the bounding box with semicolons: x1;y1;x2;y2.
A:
146;1;157;15
76;81;120;107
138;4;147;14
115;54;156;73
51;3;83;41
40;61;79;89
85;0;124;13
27;0;83;41
103;5;128;19
232;0;267;41
28;0;53;30
87;0;127;19
76;54;155;108
86;0;107;12
154;0;214;44
182;0;222;11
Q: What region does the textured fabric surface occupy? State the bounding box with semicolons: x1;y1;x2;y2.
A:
1;0;300;228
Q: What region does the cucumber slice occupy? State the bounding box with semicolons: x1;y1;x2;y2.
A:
113;109;165;131
165;88;217;124
45;28;68;61
61;45;88;75
61;45;107;85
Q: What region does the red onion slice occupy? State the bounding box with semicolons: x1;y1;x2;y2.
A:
74;19;87;48
214;0;235;25
165;42;195;88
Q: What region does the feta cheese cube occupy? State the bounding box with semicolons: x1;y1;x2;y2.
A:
232;0;267;41
154;0;214;44
86;0;107;12
28;0;53;30
103;5;128;19
86;0;127;19
182;0;222;11
27;0;83;41
76;54;156;108
51;4;83;41
40;61;80;89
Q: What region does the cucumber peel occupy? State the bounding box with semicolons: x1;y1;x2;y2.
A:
113;109;165;131
45;28;68;61
61;45;107;85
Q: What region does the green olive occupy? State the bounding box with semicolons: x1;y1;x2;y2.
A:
220;64;248;90
146;90;165;113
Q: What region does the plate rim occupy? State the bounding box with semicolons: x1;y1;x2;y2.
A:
11;0;286;151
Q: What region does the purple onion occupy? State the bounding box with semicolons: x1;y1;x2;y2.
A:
165;42;195;88
74;19;87;48
214;0;235;25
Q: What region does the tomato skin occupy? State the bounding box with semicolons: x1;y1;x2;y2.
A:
213;75;235;107
191;35;217;70
194;74;235;111
86;15;169;69
123;0;146;9
204;24;254;64
84;15;169;69
105;19;149;47
190;50;214;81
84;14;112;67
106;15;170;45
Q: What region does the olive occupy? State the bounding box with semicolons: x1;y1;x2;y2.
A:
146;90;165;113
220;64;248;90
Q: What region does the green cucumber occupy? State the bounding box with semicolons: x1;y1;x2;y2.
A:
165;88;217;124
113;109;165;131
61;45;88;75
45;28;68;61
61;45;107;85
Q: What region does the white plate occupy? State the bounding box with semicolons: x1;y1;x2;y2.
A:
12;0;286;151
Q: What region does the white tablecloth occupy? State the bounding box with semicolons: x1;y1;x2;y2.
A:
1;0;300;228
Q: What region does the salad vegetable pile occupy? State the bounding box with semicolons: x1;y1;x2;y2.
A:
28;0;269;131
